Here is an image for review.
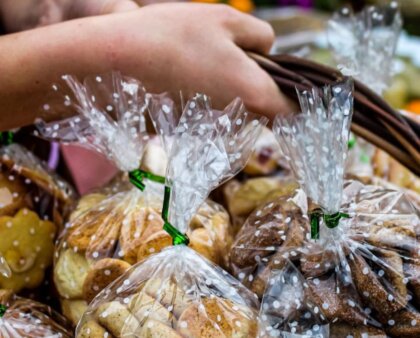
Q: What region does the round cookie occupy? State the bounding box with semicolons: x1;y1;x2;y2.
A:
54;249;90;299
83;258;132;303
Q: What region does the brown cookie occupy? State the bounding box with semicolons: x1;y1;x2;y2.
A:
404;259;420;307
83;258;131;303
230;197;304;270
330;322;387;338
119;207;164;265
308;274;368;325
137;231;172;262
349;253;405;316
177;298;257;338
383;310;420;338
189;228;219;265
69;193;106;222
376;249;408;306
0;170;30;216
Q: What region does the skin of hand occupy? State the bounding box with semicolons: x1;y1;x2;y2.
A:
0;0;139;32
0;3;289;130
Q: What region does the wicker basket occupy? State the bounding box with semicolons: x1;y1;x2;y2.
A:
250;53;420;176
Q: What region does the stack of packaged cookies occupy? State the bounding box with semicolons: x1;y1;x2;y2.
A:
0;131;75;296
252;78;420;337
36;73;237;328
75;93;267;337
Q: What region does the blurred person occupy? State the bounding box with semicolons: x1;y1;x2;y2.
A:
0;0;289;192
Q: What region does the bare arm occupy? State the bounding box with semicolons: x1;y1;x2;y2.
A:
0;3;289;131
0;0;138;32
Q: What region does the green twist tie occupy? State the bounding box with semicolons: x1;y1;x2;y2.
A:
128;169;165;191
348;135;356;150
309;208;350;240
0;132;14;146
161;185;189;246
0;304;7;317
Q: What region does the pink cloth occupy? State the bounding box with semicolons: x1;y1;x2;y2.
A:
61;145;117;195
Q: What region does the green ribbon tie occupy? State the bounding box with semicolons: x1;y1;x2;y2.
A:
161;185;189;246
0;132;14;146
348;135;356;150
0;304;7;317
309;208;350;239
128;169;165;191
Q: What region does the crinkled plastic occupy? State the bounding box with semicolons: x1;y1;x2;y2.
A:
223;175;298;235
327;2;402;95
0;143;75;291
250;79;420;337
75;95;268;338
243;127;283;176
40;75;234;326
38;72;150;172
0;289;72;337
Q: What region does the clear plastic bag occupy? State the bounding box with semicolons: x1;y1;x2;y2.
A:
75;94;268;338
327;2;402;95
37;72;164;326
0;142;75;291
0;289;72;337
230;79;420;337
39;76;238;326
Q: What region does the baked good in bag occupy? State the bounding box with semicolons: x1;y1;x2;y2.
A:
54;190;232;326
76;247;259;338
256;77;420;337
0;289;72;337
223;176;298;235
0;144;74;292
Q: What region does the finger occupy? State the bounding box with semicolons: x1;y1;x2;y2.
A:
218;5;275;54
203;43;292;120
101;0;139;14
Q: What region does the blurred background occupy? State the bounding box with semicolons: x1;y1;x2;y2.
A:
174;0;420;116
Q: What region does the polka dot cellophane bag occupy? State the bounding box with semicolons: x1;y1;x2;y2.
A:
75;94;268;338
0;289;72;337
37;74;237;327
0;141;75;294
230;79;420;338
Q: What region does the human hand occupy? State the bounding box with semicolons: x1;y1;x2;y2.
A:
98;3;290;118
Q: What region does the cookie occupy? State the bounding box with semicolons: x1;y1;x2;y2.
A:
96;301;140;337
128;292;174;326
177;298;257;338
0;208;56;292
54;249;90;299
143;278;193;318
383;310;420;338
61;299;88;327
119;207;163;264
83;258;131;303
349;253;405;315
77;320;111;338
67;205;123;258
0;170;30;216
69;193;107;222
330;322;387;338
189;228;219;265
308;274;368;325
138;319;182;338
137;231;172;262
